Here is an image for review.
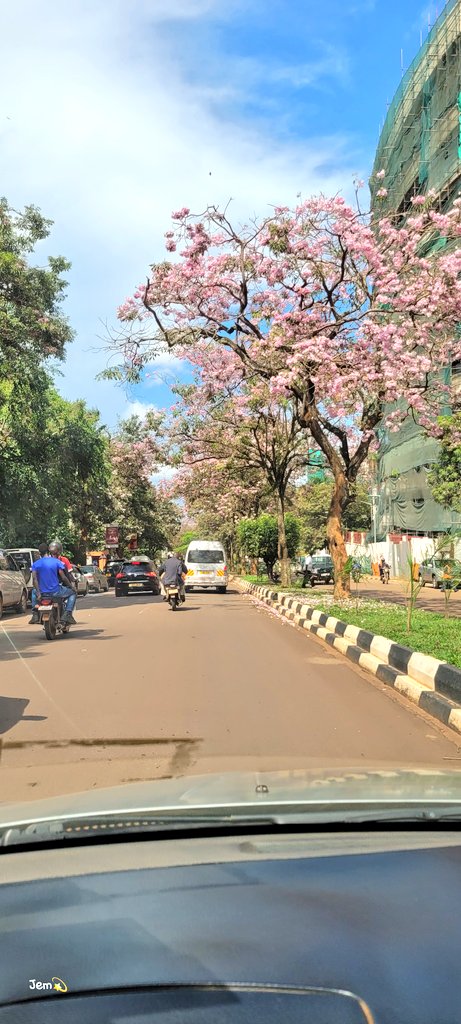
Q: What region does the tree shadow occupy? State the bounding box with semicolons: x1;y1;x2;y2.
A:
0;628;119;662
0;696;47;735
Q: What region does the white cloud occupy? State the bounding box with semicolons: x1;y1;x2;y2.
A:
123;400;159;420
151;466;178;485
0;0;361;426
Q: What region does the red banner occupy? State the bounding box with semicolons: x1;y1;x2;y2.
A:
105;526;120;546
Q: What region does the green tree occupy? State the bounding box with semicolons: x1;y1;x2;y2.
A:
294;481;371;554
0;383;113;559
110;414;179;558
0;198;72;445
237;514;300;580
428;412;461;513
0;197;75;546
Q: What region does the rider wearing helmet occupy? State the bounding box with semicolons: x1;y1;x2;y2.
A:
48;539;78;625
158;551;187;603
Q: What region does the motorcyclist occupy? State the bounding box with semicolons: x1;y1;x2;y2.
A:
30;543;77;625
48;539;78;624
158;552;187;603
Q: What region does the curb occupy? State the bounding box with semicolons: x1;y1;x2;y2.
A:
235;579;461;737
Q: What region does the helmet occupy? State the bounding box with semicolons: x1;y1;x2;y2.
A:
167;551;174;558
49;539;63;555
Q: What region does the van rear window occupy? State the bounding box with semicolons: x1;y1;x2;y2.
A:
188;550;224;563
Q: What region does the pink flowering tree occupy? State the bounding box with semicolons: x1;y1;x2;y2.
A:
115;189;461;597
168;374;310;585
166;457;269;568
109;413;179;555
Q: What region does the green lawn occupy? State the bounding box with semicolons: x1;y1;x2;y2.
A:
240;575;461;667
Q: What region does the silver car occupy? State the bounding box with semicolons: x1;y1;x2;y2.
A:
79;565;109;593
0;550;28;618
70;565;89;596
419;557;461;588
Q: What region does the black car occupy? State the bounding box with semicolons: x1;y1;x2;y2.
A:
105;560;123;588
114;557;161;597
302;555;334;587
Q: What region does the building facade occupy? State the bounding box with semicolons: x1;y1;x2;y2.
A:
371;0;461;538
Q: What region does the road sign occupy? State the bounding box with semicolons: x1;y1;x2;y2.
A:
105;526;120;546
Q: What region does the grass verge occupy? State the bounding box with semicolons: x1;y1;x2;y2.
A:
240;575;461;667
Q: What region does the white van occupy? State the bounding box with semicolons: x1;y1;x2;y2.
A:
185;540;228;593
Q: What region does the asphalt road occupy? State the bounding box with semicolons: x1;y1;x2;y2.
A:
1;587;459;804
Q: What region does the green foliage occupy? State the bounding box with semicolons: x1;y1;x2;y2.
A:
109;414;179;558
293;480;371;553
237;513;300;575
0;380;112;560
323;603;461;668
173;529;201;556
428;412;461;512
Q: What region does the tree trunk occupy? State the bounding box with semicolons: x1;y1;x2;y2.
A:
277;492;291;588
327;471;350;599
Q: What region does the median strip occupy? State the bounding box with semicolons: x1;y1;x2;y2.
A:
235;579;461;736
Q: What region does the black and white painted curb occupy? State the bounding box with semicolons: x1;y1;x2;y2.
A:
235;579;461;736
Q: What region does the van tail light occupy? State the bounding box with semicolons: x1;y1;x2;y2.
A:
224;565;227;571
116;572;124;579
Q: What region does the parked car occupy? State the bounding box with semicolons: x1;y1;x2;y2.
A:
115;557;161;598
70;564;89;596
302;555;335;587
0;550;28;617
105;560;123;588
419;557;461;588
79;565;110;593
5;547;40;601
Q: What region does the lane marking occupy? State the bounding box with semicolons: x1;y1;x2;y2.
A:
0;624;82;737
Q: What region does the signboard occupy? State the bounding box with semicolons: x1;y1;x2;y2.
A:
105;526;120;547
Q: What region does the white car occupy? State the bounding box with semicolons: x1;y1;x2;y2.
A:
0;550;28;618
185;540;228;593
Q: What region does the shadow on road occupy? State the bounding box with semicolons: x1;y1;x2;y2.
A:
0;628;118;662
0;695;47;735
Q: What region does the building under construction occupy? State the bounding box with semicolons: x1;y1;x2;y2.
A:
370;0;461;540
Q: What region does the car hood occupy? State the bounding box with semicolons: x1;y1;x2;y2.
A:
2;766;461;829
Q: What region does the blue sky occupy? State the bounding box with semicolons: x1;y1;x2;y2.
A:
1;0;443;438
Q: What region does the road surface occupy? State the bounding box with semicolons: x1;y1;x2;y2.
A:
0;587;459;804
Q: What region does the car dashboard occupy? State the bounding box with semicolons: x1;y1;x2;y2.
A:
1;829;460;1023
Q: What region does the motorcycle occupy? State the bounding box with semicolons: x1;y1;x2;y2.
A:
164;585;180;611
35;593;70;640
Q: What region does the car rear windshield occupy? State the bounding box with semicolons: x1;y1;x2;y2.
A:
122;562;151;571
188;550;224;563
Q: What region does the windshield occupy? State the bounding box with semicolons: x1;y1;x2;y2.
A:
2;0;461;837
188;551;224;563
